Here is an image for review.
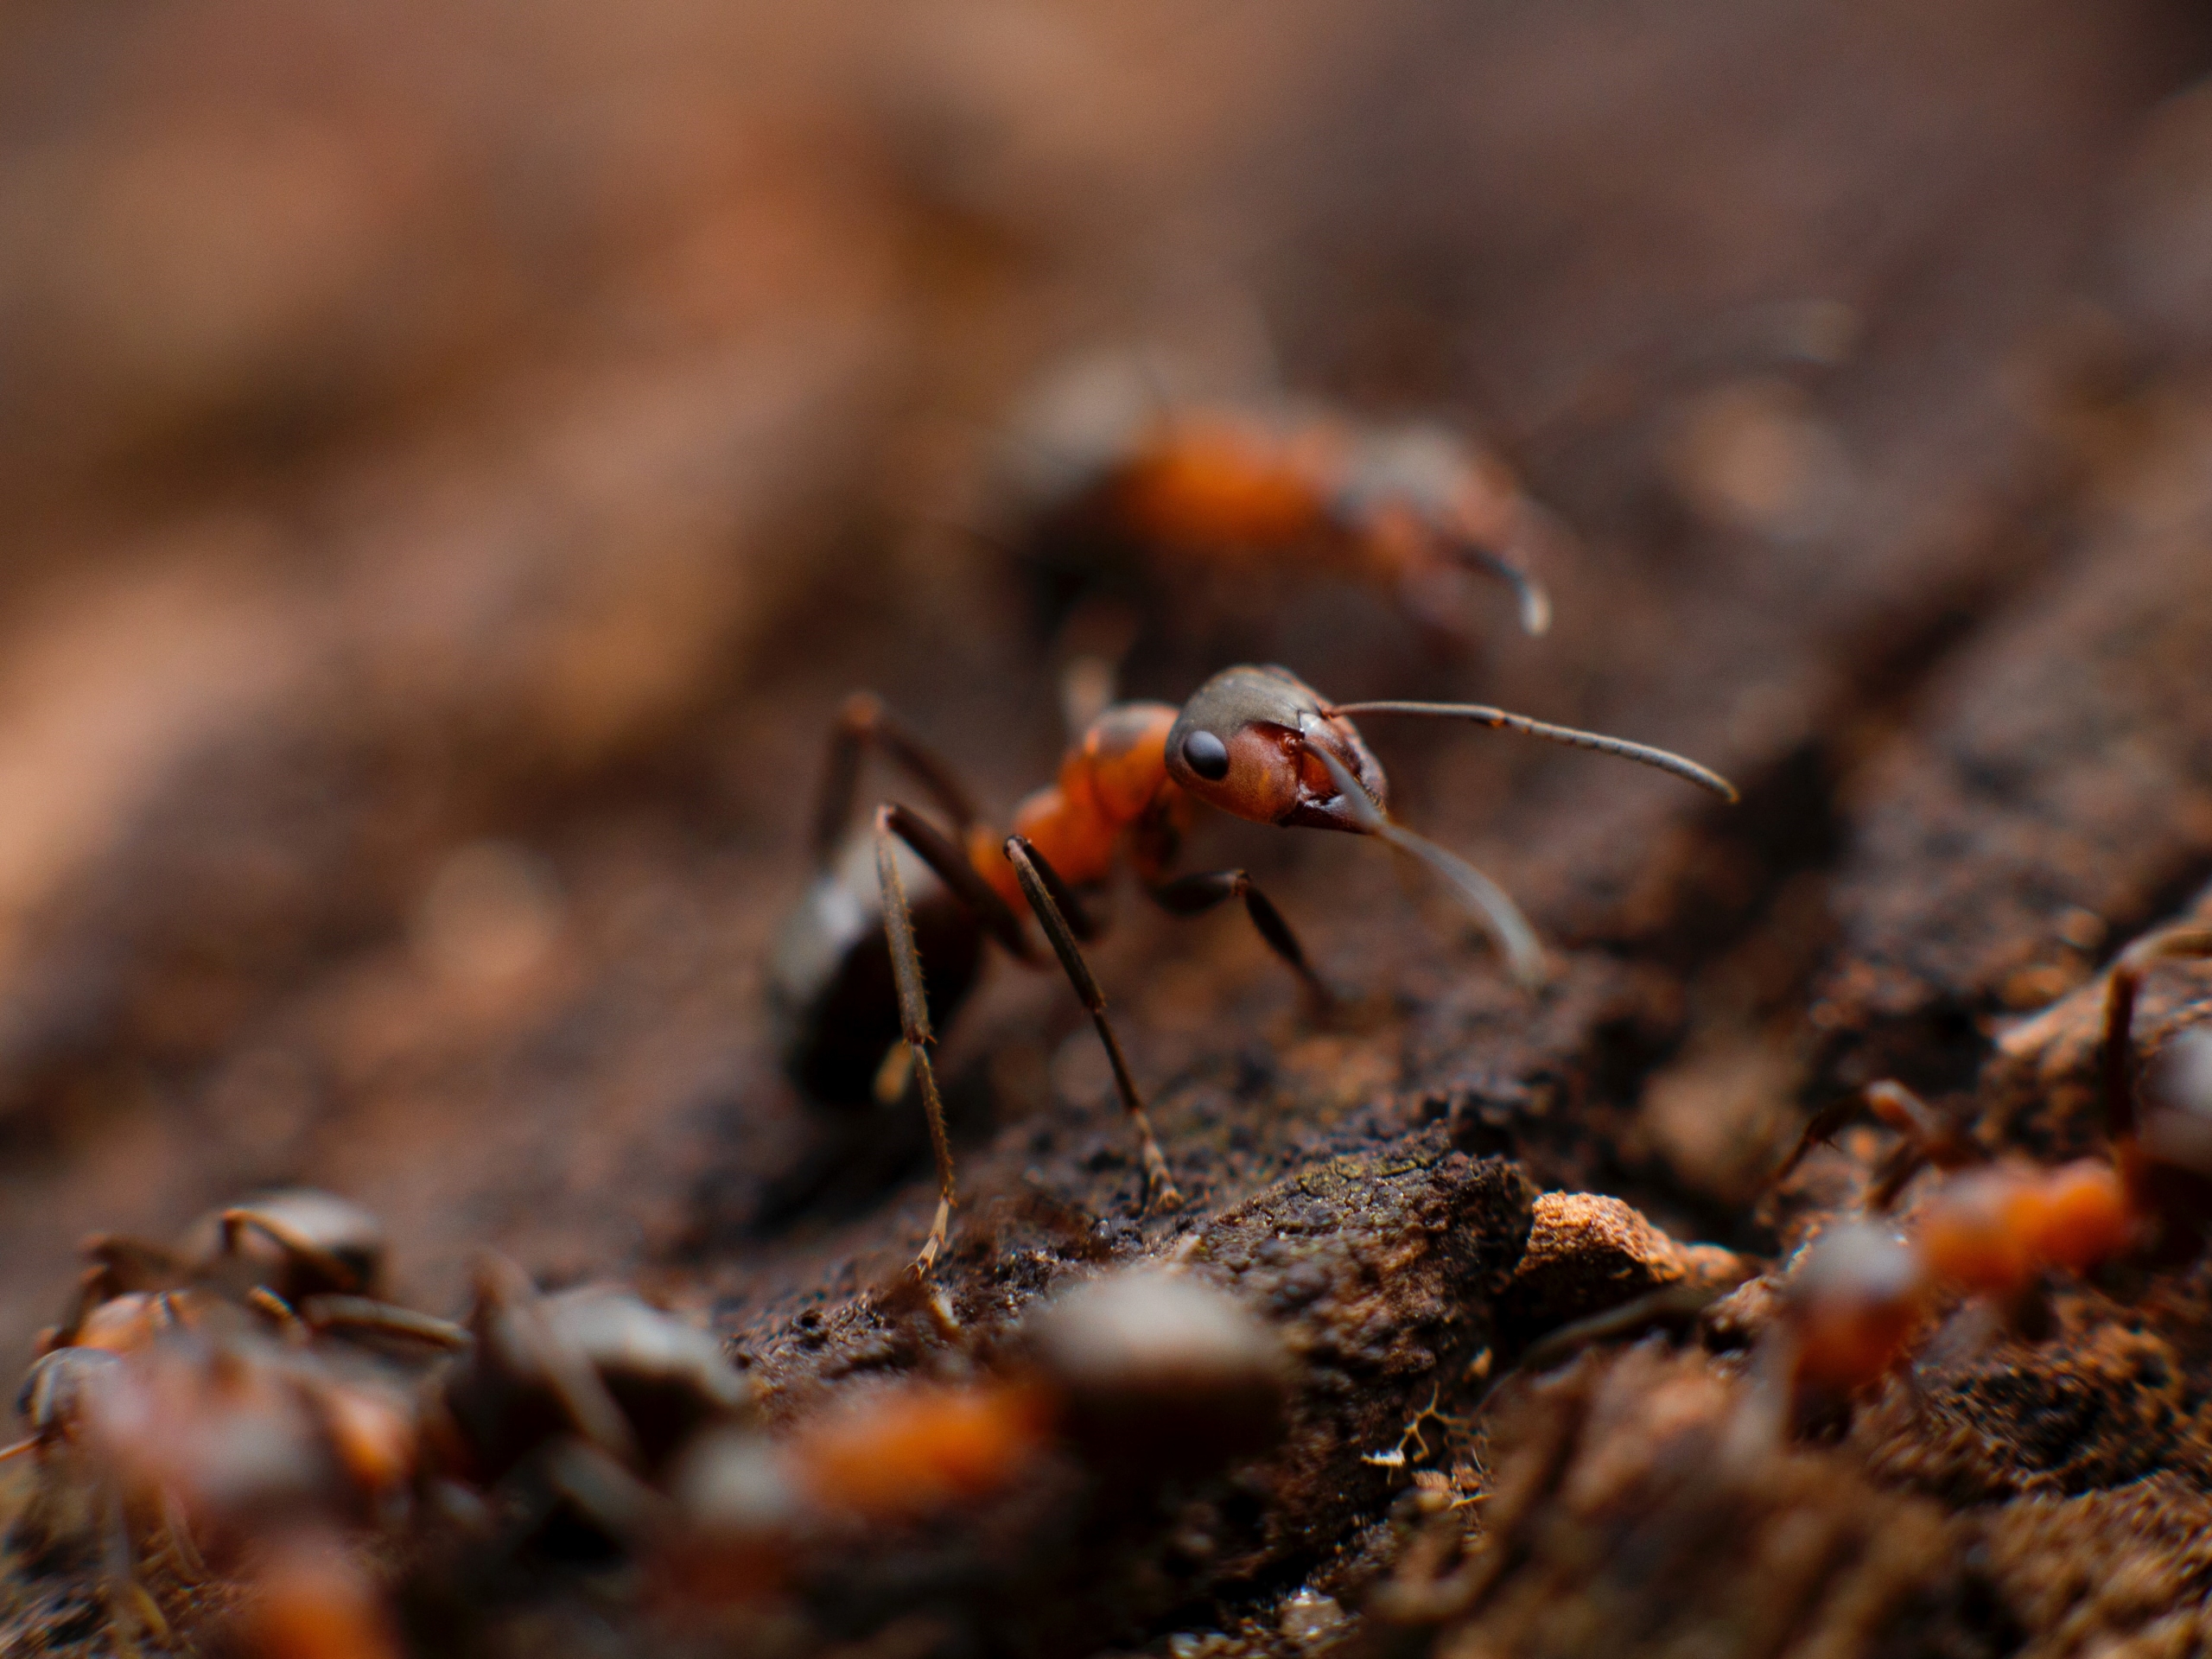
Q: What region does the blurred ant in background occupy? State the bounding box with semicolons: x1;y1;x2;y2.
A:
988;353;1560;732
772;662;1735;1274
38;1186;467;1357
665;1268;1291;1613
1764;925;2212;1408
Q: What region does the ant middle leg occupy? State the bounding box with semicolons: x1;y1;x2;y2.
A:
1004;836;1183;1215
1147;869;1331;1009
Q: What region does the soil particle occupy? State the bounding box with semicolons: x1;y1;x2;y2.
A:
1852;1309;2205;1504
1499;1191;1746;1347
1977;1473;2212;1658
1378;1344;1995;1659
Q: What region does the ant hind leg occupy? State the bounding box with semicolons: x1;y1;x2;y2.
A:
875;809;967;1275
813;695;982;866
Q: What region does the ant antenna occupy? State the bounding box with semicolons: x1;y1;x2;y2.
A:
1323;701;1738;802
1303;741;1546;988
1446;538;1554;638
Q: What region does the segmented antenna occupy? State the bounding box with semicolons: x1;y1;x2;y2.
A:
1325;700;1737;802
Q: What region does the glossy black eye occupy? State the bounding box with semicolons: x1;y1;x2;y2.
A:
1181;729;1231;782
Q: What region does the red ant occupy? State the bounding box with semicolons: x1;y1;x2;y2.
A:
1000;359;1560;659
770;664;1736;1273
1765;925;2212;1402
664;1268;1291;1603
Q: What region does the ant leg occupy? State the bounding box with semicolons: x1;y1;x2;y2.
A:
1054;598;1141;740
469;1256;639;1469
1770;1079;1977;1204
879;804;1037;958
1005;836;1183;1213
812;693;983;865
300;1294;471;1351
221;1209;368;1295
874;809;963;1274
2101;926;2212;1142
535;1437;671;1546
1147;870;1331;1007
40;1265;116;1352
79;1235;185;1299
1439;534;1554;638
1770;1094;1876;1188
158;1489;208;1584
245;1286;312;1341
100;1474;168;1656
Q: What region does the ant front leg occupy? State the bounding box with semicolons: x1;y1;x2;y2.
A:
1004;836;1183;1215
1147;870;1332;1011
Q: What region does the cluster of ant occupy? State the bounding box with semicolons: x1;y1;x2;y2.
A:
12;387;1740;1651
4;1185;1295;1658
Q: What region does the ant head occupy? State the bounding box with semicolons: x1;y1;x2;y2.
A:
1164;665;1386;832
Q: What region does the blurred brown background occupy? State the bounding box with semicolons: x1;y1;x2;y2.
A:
5;0;2212;1389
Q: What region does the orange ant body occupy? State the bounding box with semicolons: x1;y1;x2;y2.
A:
1769;925;2212;1402
1001;368;1559;671
771;664;1735;1272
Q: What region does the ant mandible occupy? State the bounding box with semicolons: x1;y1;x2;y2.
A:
1766;924;2212;1403
772;664;1737;1275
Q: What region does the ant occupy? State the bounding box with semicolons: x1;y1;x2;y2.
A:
997;360;1560;675
40;1186;467;1356
666;1268;1291;1600
1764;924;2212;1404
423;1256;756;1551
771;664;1736;1273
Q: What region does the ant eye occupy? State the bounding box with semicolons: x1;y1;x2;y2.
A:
1181;729;1231;782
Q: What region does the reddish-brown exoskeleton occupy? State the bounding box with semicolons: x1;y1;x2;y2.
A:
771;664;1736;1273
1768;925;2212;1402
